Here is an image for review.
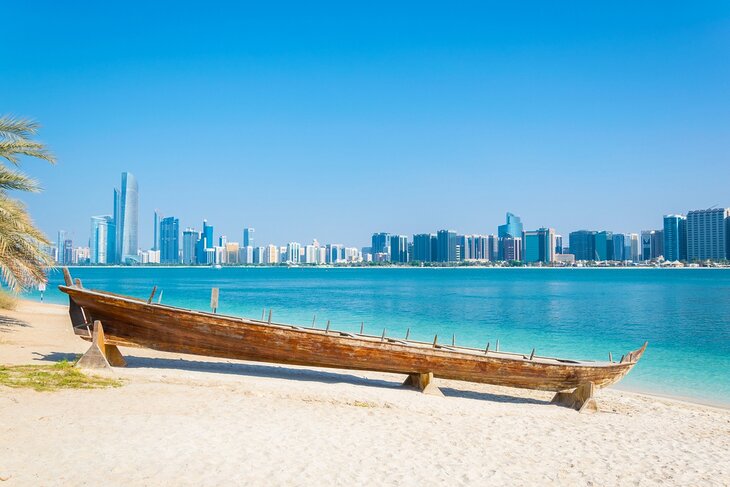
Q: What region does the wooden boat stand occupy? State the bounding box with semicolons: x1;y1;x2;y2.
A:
76;320;127;370
550;382;599;413
402;372;444;396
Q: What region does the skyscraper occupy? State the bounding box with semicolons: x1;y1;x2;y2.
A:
436;230;457;262
371;233;390;260
56;230;67;264
160;217;180;264
114;172;139;263
595;231;613;261
412;234;435;262
182;228;197;265
663;214;687;261
196;219;214;264
686;208;729;261
569;231;596;261
153;210;160;251
612;233;626;261
628;233;641;262
90;216;114;264
501;236;522;261
243;228;255;248
390;235;409;263
498;213;523;259
523;228;555;263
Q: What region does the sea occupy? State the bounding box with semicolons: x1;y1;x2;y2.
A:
29;267;730;407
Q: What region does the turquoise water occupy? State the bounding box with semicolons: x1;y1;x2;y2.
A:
31;267;730;406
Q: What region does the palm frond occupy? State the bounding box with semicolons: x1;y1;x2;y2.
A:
0;166;41;192
0;140;56;165
0;116;40;140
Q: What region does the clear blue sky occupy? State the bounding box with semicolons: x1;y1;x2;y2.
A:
3;2;729;248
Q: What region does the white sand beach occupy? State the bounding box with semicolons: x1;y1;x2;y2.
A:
1;300;728;486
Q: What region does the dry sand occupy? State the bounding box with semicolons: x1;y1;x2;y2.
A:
1;300;728;486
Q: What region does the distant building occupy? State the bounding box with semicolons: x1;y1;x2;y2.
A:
501;236;522;261
196;220;214;264
487;235;498;261
63;239;73;265
612;233;626;261
90;216;114;264
160;217;180;264
498;213;523;260
371;233;390;261
555;235;563;255
412;234;435;262
628;233;641;262
651;230;664;259
243;228;255;248
436;230;457;262
253;246;265;264
594;231;613;261
390;235;409;263
569;231;596;261
115;172;139;263
239;246;254;264
663;214;687;261
523;228;555;263
686;208;729;261
56;230;67;264
182;228;198;265
286;242;301;263
153;210;160;251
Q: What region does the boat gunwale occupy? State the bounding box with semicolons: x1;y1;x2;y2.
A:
60;284;644;370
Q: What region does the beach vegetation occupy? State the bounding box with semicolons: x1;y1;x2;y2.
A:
0;289;18;310
0;360;122;391
0;115;56;292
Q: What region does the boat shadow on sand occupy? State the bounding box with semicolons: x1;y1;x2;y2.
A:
35;351;549;406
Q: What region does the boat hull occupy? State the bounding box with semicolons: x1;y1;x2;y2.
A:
59;285;646;392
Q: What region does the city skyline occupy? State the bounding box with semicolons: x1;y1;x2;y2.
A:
58;172;730;266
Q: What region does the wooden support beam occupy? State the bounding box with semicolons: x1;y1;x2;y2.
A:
381;328;386;342
433;334;438;347
405;328;410;340
359;322;364;334
268;309;272;324
325;320;330;333
312;315;317;328
211;288;219;314
76;320;127;369
484;342;490;354
529;348;535;360
147;286;157;304
62;267;73;286
550;382;599;413
402;372;443;396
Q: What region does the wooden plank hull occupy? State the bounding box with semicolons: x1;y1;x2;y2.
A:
59;284;647;392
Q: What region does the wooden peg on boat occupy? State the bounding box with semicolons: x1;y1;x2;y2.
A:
496;339;500;351
325;320;330;333
405;328;410;340
62;267;73;286
485;342;490;354
267;309;272;324
381;328;386;341
147;285;157;304
433;335;438;347
360;322;364;334
157;290;163;304
261;308;265;320
210;288;219;314
529;348;535;360
312;315;317;328
608;352;613;363
452;334;455;346
74;278;83;288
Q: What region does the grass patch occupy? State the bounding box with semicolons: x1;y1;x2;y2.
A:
350;400;377;408
0;360;122;392
0;290;17;310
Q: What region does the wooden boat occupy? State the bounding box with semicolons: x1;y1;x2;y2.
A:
58;269;647;411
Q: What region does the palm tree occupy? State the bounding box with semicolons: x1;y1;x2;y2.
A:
0;116;56;291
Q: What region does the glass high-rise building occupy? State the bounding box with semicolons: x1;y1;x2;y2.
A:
595;231;613;261
497;212;523;260
243;228;255;247
90;216;114;264
523;228;555;263
371;232;390;260
114;172;139;263
612;233;626;261
663;214;687;261
182;228;198;265
436;230;457;262
390;235;409;263
686;209;728;261
569;230;596;261
153;210;160;251
160;216;180;264
412;234;435;262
